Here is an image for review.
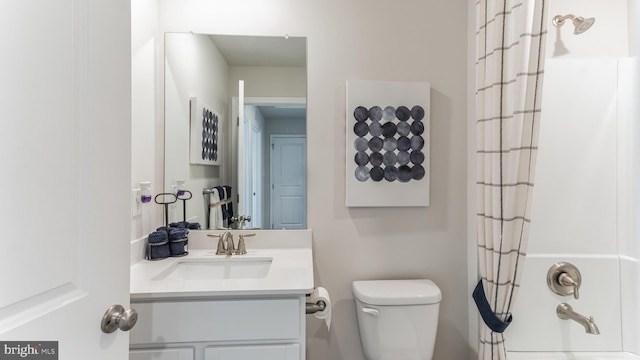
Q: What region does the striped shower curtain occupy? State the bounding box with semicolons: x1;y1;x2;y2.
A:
474;1;548;358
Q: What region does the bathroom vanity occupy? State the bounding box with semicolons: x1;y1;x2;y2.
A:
129;230;314;360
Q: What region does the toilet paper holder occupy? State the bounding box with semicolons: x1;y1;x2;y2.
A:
305;300;326;314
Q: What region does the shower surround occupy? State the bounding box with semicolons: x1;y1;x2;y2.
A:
504;57;640;355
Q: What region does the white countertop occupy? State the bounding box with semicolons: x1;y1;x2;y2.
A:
130;229;314;300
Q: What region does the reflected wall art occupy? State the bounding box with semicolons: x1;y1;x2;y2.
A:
190;97;222;166
346;80;430;207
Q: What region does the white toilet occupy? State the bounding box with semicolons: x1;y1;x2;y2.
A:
352;279;442;360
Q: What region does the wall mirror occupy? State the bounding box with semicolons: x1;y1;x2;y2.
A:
164;32;307;230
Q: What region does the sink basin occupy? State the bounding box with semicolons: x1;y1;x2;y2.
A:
152;257;272;281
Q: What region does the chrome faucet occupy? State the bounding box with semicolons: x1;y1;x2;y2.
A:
556;303;600;335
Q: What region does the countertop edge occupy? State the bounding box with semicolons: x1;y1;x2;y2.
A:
131;286;315;301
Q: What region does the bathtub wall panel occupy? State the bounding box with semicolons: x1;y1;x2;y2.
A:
508;59;627;352
618;57;640;354
528;59;618;256
506;255;622;352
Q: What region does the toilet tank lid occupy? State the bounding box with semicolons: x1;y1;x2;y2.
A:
352;279;442;305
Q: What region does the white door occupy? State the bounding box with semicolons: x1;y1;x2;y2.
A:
233;81;245;218
0;1;132;358
270;135;307;229
241;106;264;228
242;113;253;224
251;126;263;228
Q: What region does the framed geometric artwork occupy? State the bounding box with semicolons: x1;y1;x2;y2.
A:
190;97;223;166
345;80;430;207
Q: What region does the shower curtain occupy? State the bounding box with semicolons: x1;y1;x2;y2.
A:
474;1;548;358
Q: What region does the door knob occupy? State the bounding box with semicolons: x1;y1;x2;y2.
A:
101;304;138;333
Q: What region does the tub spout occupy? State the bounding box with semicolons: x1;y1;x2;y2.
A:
556;303;600;335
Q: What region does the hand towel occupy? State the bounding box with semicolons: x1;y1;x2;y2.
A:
168;228;189;256
147;230;169;260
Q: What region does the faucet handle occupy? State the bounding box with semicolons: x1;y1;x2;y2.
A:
559;272;580;299
547;262;582;299
207;233;227;255
236;235;247;255
234;233;255;255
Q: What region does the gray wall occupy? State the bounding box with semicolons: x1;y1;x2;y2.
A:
132;0;471;358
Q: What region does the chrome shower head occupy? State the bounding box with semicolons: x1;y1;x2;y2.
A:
552;14;595;35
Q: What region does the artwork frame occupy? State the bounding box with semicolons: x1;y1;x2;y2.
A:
345;80;430;207
190;97;223;166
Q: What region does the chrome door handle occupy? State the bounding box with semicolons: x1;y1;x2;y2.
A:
101;304;138;333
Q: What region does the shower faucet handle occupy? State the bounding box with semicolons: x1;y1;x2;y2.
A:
558;272;580;299
547;262;582;300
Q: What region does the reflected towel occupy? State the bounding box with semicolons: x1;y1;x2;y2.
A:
209;187;224;229
168;228;188;240
214;186;228;220
223;185;233;220
170;221;201;230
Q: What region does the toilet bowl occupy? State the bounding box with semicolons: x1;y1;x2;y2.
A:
352;279;441;360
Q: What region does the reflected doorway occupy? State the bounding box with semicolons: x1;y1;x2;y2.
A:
239;97;306;229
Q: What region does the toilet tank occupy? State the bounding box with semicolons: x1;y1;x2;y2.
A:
352;279;442;360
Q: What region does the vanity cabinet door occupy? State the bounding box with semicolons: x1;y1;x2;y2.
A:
204;344;300;360
131;298;300;344
130;347;194;360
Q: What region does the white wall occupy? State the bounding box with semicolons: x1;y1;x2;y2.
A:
618;57;640;354
546;0;628;59
628;0;640;56
131;0;470;358
132;0;162;240
230;66;307;98
164;33;231;227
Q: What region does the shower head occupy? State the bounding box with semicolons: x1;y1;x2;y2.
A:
552;14;595;35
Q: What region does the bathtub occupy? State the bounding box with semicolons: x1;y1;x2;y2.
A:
508;352;640;359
